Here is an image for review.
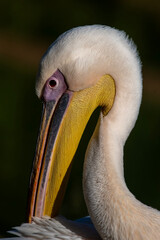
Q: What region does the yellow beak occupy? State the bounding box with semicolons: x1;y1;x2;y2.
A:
27;74;115;223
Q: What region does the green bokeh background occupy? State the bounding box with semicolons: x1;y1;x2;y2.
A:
0;0;160;237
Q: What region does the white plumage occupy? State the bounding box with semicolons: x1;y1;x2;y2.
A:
5;25;160;239
11;216;100;239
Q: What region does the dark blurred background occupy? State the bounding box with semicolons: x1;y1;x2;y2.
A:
0;0;160;237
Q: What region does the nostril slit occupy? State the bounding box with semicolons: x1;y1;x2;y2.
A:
49;79;57;88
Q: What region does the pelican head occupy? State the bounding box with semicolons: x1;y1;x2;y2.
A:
26;25;160;240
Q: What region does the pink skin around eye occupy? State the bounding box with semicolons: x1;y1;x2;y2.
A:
42;69;68;102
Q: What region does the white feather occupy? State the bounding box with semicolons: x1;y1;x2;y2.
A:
10;216;100;240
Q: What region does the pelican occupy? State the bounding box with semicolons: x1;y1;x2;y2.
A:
6;25;160;240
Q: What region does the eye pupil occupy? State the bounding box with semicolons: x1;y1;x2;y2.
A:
49;79;57;88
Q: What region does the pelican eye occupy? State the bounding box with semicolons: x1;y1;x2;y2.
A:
49;79;57;88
